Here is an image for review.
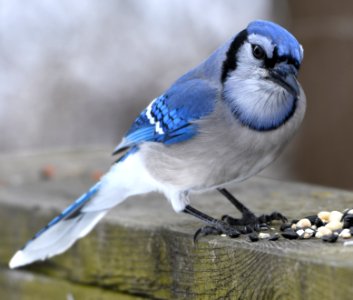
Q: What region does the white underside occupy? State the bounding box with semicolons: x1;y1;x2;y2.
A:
9;151;189;269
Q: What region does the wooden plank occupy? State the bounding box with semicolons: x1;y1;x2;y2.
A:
0;268;144;300
0;151;353;299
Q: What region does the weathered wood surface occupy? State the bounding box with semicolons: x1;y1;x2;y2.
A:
0;268;143;300
1;150;353;299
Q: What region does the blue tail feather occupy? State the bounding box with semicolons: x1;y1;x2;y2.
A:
27;182;102;245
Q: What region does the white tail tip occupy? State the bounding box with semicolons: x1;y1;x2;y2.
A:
9;250;34;269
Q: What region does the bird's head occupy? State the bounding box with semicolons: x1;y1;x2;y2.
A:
221;20;304;131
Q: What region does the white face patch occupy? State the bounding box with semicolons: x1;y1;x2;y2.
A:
248;33;274;59
234;42;266;72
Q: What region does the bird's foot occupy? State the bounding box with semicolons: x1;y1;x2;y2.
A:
217;188;287;233
221;211;287;233
193;221;240;242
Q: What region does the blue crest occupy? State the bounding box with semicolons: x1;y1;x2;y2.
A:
247;20;303;64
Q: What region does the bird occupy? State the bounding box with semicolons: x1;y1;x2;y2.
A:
9;20;305;269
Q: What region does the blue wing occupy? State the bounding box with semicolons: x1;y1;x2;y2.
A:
113;78;217;155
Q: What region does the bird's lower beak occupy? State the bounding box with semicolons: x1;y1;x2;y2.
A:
269;65;300;98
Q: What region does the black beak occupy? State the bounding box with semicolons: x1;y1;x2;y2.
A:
268;64;299;98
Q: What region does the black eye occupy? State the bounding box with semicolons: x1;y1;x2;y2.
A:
252;44;266;60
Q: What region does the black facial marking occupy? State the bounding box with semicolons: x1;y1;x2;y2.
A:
221;29;248;83
264;47;300;71
263;46;278;69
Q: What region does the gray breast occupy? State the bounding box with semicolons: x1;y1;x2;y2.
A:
141;89;306;192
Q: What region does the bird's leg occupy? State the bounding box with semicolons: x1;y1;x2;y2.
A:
217;188;287;232
183;205;240;241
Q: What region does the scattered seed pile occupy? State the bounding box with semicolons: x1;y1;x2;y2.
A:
249;208;353;245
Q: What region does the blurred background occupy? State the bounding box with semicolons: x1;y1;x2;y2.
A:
1;0;353;190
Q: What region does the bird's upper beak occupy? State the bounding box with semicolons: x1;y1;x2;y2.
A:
268;63;300;98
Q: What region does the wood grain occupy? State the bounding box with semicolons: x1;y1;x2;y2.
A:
0;151;353;299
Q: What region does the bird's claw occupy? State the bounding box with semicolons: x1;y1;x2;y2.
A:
221;214;259;232
193;222;240;242
221;211;287;233
258;211;288;224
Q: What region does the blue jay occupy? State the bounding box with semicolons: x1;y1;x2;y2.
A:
9;20;305;268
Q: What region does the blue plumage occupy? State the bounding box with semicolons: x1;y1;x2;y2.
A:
9;20;306;269
27;182;102;244
247;20;303;65
114;78;216;153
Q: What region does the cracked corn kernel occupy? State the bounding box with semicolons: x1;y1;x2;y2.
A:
339;228;351;239
296;218;311;228
325;220;343;231
318;211;330;223
315;226;332;238
329;211;343;223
